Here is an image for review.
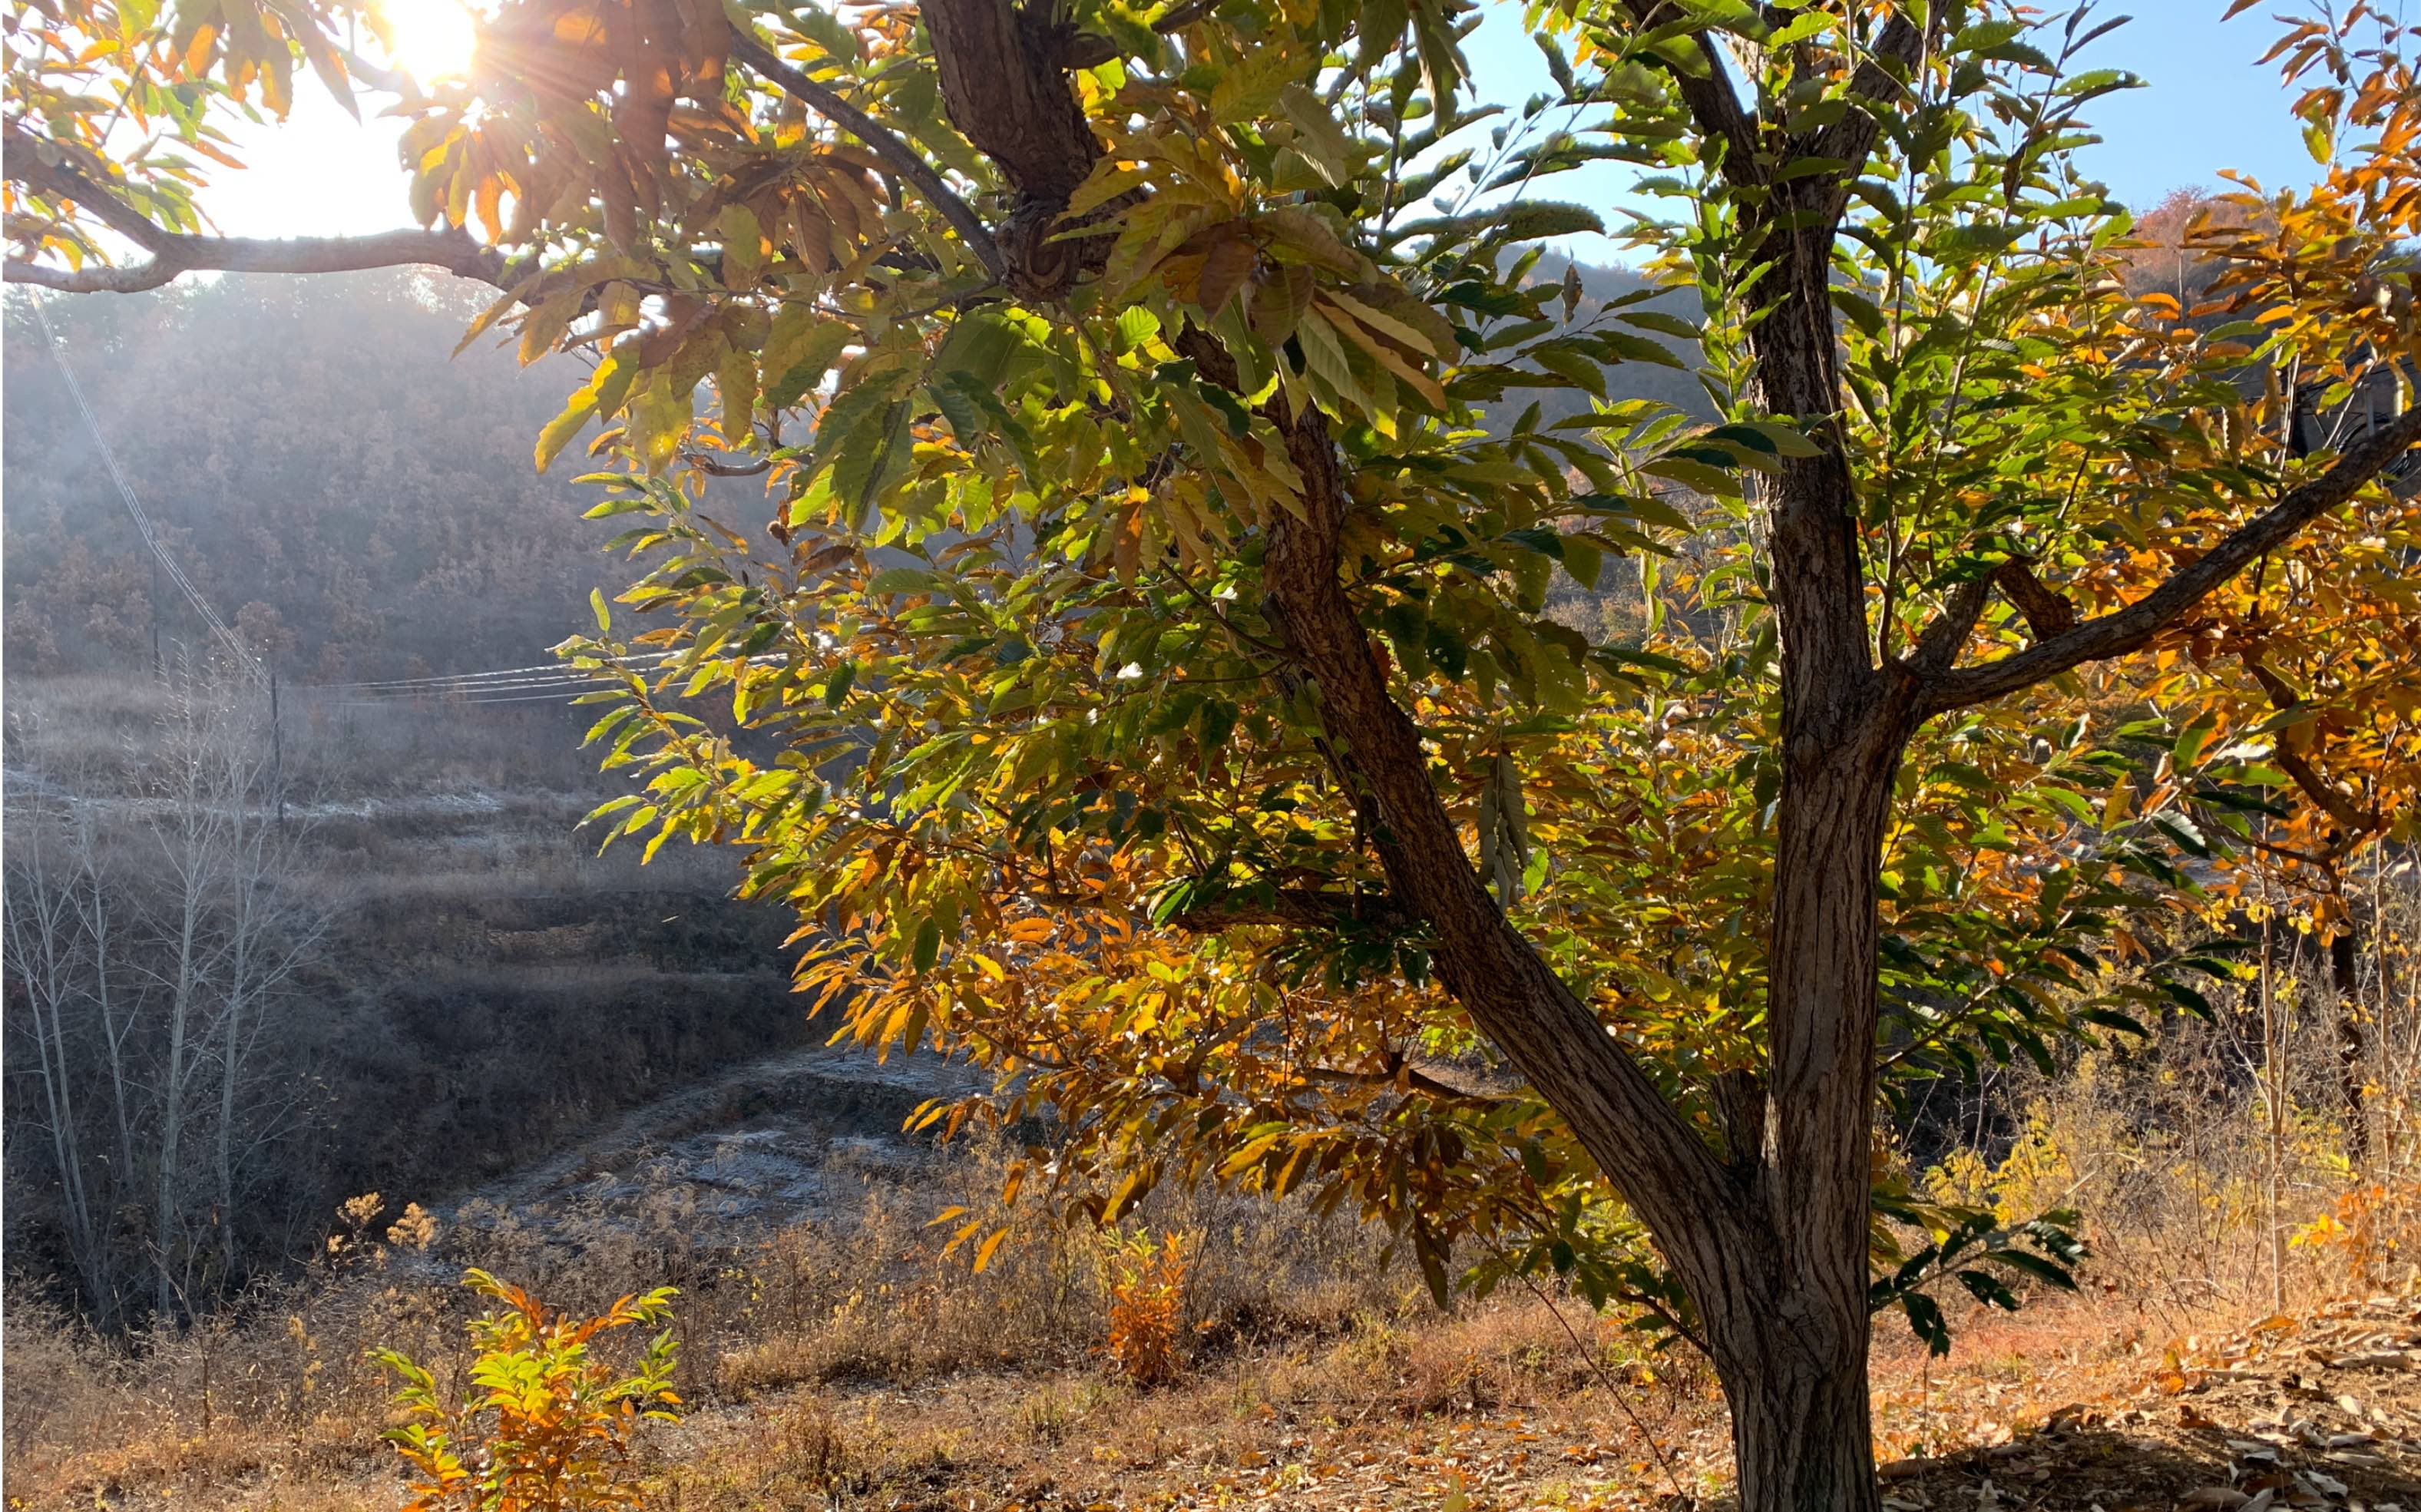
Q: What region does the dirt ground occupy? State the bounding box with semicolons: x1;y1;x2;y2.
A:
627;1295;2421;1512
21;1278;2421;1510
1878;1297;2421;1512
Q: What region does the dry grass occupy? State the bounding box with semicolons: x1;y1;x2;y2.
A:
17;865;2421;1508
18;1110;2417;1512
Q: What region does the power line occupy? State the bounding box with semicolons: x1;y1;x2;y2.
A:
28;292;266;684
315;650;786;705
332;689;617;708
317;649;680;693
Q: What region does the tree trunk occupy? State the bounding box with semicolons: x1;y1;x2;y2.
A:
1716;1319;1883;1512
2333;926;2368;1170
1702;713;1903;1512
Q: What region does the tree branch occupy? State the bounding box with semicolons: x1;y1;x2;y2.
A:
1252;379;1749;1273
5;121;181;253
1149;0;1225;32
1621;10;1760;180
2245;660;2373;838
1905;574;1992;674
1804;11;1925;199
1063;0;1224;66
5;227;506;293
1304;1057;1517;1105
1920;408;2421;713
724;24;1008;285
5;122;509;293
1993;557;2077;639
680;448;775;478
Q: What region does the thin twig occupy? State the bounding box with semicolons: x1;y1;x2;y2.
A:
727;25;1008;285
1486;1239;1693;1503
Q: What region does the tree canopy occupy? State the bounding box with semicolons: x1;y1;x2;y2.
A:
10;0;2420;1502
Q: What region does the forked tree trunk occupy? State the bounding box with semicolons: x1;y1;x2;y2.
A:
1701;716;1903;1511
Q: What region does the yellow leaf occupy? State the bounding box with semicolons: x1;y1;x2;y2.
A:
972;1227;1010;1272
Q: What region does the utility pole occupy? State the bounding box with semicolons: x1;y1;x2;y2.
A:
269;669;285;825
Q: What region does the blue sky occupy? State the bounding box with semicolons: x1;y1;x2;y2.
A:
1454;0;2317;260
203;0;2314;262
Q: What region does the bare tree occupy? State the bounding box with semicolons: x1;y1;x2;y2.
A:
203;737;325;1282
4;779;117;1327
143;660;242;1318
5;657;327;1325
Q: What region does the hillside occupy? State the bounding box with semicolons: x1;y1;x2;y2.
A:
1;279;812;1322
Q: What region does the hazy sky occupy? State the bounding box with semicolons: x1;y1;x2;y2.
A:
196;0;2310;261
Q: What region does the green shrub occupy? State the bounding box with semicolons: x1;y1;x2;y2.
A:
374;1269;679;1511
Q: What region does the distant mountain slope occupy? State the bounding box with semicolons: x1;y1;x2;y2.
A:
1481;253;1715;432
4;273;630;681
3;259;1698;683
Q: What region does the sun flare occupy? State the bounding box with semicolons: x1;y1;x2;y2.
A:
379;0;480;84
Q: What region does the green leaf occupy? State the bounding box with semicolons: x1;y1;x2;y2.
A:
1280;82;1359;185
1642;456;1741;499
1528;345;1606;397
537;390;600;472
1900;1292;1952;1355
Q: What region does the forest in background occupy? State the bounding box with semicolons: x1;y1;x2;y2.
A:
5;271;617;683
1;258;1695;687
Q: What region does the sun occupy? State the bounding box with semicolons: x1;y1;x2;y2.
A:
378;0;481;84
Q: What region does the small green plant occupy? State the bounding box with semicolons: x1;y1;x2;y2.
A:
374;1269;680;1512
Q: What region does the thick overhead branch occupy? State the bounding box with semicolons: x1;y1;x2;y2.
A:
915;0;1117;298
920;0;1102;204
724;25;1008;285
4;227;506;293
1921;408;2421;713
5;123;508;293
